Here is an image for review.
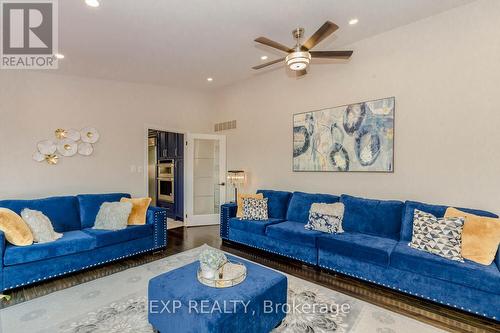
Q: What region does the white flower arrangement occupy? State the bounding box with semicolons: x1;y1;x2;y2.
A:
199;249;227;270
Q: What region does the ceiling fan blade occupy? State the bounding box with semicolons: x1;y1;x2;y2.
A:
252;57;285;70
310;50;353;59
302;21;339;50
254;37;293;53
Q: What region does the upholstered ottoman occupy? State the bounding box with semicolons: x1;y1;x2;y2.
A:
148;255;287;333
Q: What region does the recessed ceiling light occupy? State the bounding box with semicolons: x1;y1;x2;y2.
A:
349;18;359;25
54;53;65;59
85;0;100;8
207;77;213;82
260;55;268;61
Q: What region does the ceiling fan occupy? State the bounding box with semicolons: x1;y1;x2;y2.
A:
252;21;353;76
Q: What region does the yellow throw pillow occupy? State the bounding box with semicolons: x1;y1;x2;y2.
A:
120;197;152;225
445;207;500;265
237;193;264;218
0;208;34;246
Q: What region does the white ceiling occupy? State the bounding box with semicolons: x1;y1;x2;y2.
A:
56;0;475;91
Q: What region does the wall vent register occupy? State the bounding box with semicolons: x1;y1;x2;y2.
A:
214;120;236;132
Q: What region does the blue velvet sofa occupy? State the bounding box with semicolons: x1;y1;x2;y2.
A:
220;190;500;321
0;193;167;292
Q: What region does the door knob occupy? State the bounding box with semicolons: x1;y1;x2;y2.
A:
218;182;226;186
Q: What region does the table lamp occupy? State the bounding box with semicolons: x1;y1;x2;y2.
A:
227;170;246;203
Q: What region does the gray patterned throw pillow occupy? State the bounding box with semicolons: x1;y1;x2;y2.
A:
93;202;133;231
21;209;63;243
242;198;268;220
409;209;465;261
305;203;345;234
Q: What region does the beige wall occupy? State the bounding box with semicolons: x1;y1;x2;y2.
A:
0;72;214;199
214;0;500;214
1;0;498;214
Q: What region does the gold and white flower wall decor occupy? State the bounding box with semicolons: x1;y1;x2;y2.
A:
33;127;100;165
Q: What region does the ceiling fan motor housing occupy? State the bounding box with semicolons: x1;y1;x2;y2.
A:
286;51;311;71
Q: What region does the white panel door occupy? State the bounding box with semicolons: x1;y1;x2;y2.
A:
185;133;226;226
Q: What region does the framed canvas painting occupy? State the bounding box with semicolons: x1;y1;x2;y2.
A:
293;97;395;172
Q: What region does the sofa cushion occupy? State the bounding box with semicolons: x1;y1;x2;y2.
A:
0;196;81;232
77;193;131;229
286;192;340;224
318;232;397;266
256;190;292;219
228;217;284;235
341;195;404;240
266;221;323;247
400;201;498;241
82;224;153;248
3;230;96;266
390;242;500;295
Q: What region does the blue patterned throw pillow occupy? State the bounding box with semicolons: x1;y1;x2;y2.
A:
305;203;345;234
242;198;268;220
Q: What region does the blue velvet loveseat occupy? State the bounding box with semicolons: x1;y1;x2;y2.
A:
0;193;167;292
220;190;500;321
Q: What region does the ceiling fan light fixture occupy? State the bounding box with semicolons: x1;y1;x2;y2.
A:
286;51;311;71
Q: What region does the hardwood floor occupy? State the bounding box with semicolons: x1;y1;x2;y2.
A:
2;225;499;333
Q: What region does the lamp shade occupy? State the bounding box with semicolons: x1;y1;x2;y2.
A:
227;170;246;186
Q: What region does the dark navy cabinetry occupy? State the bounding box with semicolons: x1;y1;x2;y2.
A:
158;132;183;160
156;131;184;221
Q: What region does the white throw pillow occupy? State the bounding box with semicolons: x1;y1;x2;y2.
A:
305;203;345;234
93;202;133;231
21;209;63;243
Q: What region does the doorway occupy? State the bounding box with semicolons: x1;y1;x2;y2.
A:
184;133;226;227
147;129;184;229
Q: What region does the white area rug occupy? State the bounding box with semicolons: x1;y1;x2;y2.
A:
0;246;443;333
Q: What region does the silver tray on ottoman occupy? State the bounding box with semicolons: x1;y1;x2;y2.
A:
197;261;247;288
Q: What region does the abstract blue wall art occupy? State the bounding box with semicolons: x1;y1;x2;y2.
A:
293;97;395;172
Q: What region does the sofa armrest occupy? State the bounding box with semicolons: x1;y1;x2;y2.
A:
146;207;168;249
220;203;237;240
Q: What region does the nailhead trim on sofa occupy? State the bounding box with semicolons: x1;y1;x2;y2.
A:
227;238;317;266
5;209;168;291
153;210;168;248
318;263;496;320
6;245;165;290
220;203;236;240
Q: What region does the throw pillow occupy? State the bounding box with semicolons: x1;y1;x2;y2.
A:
305;202;345;234
237;193;264;218
409;209;465;261
0;208;33;246
93;202;133;231
21;209;63;243
242;198;268;220
120;197;152;225
445;207;500;265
